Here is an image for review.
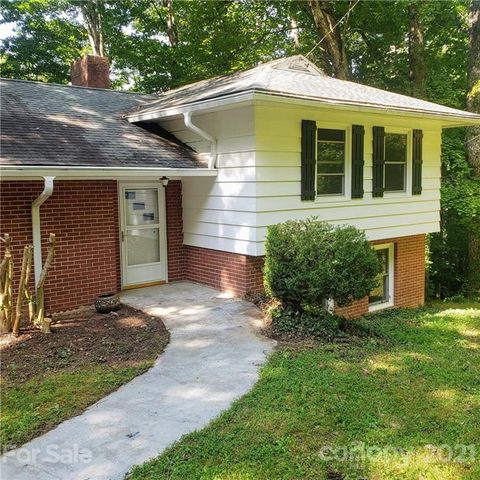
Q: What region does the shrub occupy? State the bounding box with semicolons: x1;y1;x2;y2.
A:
269;304;341;340
264;218;381;310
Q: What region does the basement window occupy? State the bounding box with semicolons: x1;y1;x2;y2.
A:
369;243;394;312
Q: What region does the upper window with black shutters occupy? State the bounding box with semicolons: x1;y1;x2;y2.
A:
384;133;407;192
317;128;346;196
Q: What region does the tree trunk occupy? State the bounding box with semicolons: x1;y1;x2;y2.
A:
307;0;349;79
408;2;427;99
163;0;177;47
290;15;301;50
80;0;105;56
467;0;480;298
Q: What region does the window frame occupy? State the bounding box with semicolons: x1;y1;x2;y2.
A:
368;243;395;312
383;128;412;197
315;125;351;201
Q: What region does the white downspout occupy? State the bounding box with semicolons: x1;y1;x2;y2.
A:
183;112;217;169
32;176;55;285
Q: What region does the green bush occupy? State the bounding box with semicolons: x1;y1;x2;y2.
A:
264;218;381;309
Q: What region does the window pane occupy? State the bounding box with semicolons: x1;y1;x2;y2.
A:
317;142;344;163
126;189;159;226
369;248;390;304
127;228;160;266
318;129;345;142
317;175;343;195
318;162;344;174
385;133;407;162
385;163;405;191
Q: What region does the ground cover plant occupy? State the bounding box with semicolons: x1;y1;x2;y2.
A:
0;305;169;450
128;301;480;480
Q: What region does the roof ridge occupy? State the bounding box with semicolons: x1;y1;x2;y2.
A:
0;77;158;97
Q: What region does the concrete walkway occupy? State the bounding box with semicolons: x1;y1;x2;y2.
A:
1;282;275;480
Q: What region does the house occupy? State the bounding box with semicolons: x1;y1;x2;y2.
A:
1;54;479;317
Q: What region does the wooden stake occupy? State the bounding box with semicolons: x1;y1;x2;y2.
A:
0;235;13;334
12;245;32;336
35;233;55;333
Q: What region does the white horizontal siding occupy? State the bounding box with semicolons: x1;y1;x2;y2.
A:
159;102;443;257
160;107;260;254
252;104;443;248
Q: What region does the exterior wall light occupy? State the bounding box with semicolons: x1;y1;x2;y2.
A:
160;176;169;188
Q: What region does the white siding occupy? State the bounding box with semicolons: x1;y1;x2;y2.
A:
160;106;260;255
160;101;443;256
252;103;442;255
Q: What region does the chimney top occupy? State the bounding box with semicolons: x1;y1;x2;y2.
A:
71;55;111;89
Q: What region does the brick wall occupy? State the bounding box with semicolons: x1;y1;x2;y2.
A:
0;180;120;313
336;234;426;318
184;246;264;296
165;180;184;281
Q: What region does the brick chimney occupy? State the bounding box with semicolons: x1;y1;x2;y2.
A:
71;55;111;89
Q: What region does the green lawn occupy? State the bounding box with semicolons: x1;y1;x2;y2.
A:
1;362;153;449
128;302;480;480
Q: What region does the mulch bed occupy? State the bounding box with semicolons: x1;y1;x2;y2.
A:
0;305;170;383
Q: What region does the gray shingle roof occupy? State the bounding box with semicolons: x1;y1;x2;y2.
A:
128;56;480;122
0;78;206;168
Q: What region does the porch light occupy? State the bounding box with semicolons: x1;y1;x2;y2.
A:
160;176;169;188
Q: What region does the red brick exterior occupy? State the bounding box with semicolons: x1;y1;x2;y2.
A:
336;234;426;318
184;246;264;296
165;181;184;281
0;180;120;313
71;55;111;89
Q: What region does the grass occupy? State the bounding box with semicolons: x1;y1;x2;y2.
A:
128;302;480;480
1;361;153;449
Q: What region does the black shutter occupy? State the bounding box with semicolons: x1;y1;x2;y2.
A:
351;125;365;199
372;126;385;198
301;120;317;201
412;129;423;195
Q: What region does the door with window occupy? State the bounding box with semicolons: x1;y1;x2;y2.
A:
120;185;167;287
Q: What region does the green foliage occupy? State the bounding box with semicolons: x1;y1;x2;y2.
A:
128;303;480;480
269;304;341;340
264;218;380;309
429;129;480;298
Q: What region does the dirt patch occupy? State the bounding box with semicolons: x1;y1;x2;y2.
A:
1;305;169;383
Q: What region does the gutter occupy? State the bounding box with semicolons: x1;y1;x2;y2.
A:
183;112;217;169
0;166;217;180
32;176;55;285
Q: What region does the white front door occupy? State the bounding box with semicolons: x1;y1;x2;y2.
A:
120;185;167;287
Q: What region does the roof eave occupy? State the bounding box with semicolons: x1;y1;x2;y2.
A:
127;88;480;127
0;165;217;180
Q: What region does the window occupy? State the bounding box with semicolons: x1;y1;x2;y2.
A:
317;128;346;195
369;244;394;311
384;133;407;192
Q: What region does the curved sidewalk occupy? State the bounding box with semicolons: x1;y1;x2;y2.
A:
1;282;275;480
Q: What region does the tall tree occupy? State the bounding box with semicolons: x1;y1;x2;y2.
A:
306;0;349;79
408;1;426;98
80;0;105;56
466;0;480;297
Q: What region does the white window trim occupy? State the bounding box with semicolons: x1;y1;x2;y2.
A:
383;127;412;198
368;242;395;312
315;125;351;202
